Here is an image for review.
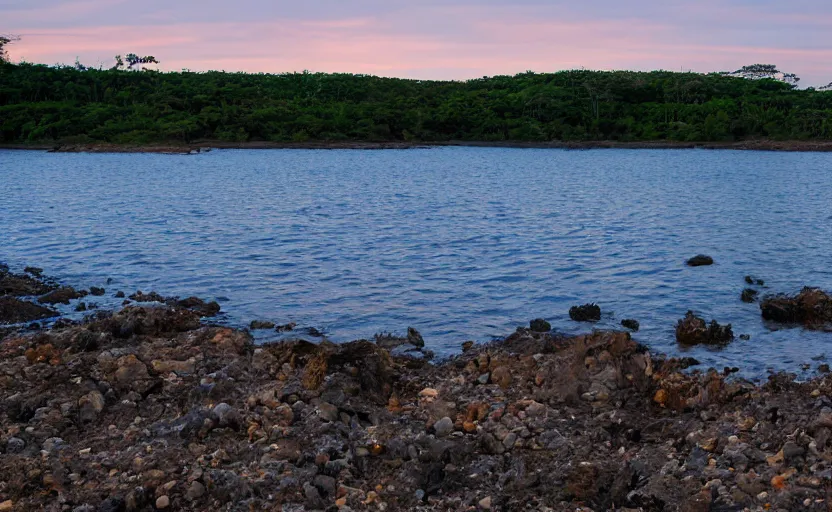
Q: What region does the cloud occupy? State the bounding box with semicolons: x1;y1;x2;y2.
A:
5;0;831;85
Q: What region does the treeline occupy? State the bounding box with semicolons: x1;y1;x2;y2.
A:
1;61;831;144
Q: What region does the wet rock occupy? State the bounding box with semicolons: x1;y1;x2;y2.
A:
529;318;551;332
621;318;640;331
0;296;57;324
75;302;87;312
276;322;297;332
24;266;43;277
0;269;55;296
38;286;86;305
114;291;125;298
462;340;475;351
569;303;601;322
687;255;714;267
745;275;765;286
761;287;832;328
741;288;759;303
249;320;275;330
89;286;106;296
175;297;221;317
407;327;425;347
675;311;733;345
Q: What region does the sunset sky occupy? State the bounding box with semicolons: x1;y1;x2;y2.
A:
4;0;832;86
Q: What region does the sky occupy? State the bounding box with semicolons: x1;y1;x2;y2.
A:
3;0;832;86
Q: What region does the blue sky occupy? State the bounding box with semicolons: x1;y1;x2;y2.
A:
4;0;831;85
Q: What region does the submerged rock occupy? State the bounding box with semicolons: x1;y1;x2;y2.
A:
686;255;714;267
675;311;733;345
276;322;297;332
745;275;765;286
569;303;601;322
760;287;832;328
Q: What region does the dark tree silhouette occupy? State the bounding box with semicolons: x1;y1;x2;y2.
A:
0;34;21;63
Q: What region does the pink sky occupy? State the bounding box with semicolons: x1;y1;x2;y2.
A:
5;0;832;86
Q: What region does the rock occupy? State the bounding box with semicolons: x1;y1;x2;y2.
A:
0;296;57;324
621;318;640;331
478;496;492;509
75;302;87;312
186;481;205;501
569;303;601;322
745;275;765;286
212;403;241;429
687;255;714;267
407;327;425;347
115;291;125;298
276;322;297;332
477;373;490;385
782;441;805;461
491;366;512;389
741;288;759;303
6;437;25;454
304;482;326;509
155;496;170;509
89;287;106;296
675;311;733;345
433;417;454;437
78;390;105;423
38;286;86;305
317;402;339;422
462;340;474;352
761;287;832;328
249;320;275;330
0;501;12;512
113;354;151;391
313;474;337;496
175;297;221;317
24;266;43;276
529;318;551;332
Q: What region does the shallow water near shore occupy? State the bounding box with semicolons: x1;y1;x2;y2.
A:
2;147;831;376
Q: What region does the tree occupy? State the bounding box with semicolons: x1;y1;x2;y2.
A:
725;64;800;86
0;34;21;63
112;54;159;71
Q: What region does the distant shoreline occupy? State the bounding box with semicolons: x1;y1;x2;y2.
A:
3;139;832;153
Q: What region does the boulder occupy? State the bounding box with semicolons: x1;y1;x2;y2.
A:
675;311;733;345
570;303;601;322
686;255;714;267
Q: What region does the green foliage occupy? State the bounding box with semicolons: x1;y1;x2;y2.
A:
0;62;830;144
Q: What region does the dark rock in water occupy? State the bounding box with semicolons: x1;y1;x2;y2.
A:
745;275;764;286
39;286;87;305
250;320;275;330
307;327;324;337
569;304;601;322
89;286;106;296
75;302;87;312
0;297;57;324
740;334;751;340
621;319;640;331
686;255;714;267
89;305;202;338
529;318;551;332
129;290;167;303
741;288;759;303
176;297;221;317
24;266;43;277
0;270;56;297
760;287;832;329
675;311;733;345
407;327;425;347
462;340;475;352
276;322;296;332
114;291;125;298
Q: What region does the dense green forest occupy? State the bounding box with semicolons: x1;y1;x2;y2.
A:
1;60;831;144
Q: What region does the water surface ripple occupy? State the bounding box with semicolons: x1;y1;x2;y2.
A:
2;147;831;376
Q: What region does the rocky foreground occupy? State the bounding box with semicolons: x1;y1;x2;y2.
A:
2;269;832;511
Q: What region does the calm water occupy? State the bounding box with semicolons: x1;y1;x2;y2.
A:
2;147;832;376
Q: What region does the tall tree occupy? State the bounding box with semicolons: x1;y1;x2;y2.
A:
0;34;21;63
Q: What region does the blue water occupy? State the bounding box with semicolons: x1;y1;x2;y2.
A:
2;147;831;376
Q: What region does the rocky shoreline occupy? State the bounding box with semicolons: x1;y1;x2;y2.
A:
3;139;832;154
3;267;832;511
